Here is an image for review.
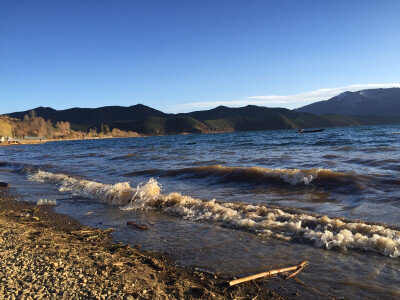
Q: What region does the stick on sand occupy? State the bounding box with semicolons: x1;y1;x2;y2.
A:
229;261;308;286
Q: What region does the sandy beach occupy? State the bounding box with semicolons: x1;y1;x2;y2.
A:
0;186;285;299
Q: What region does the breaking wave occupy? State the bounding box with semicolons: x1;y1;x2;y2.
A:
28;170;140;205
29;170;400;258
127;165;345;186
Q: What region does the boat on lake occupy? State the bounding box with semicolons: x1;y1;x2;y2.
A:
296;128;325;134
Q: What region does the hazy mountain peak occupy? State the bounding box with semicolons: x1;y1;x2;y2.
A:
296;88;400;116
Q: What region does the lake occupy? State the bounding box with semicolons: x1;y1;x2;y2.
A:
1;125;399;299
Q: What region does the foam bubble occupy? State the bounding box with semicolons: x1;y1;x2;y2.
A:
36;199;57;206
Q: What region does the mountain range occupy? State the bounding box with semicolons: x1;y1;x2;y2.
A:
295;88;400;116
5;88;400;135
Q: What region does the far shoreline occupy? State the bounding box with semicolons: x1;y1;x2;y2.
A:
0;135;145;147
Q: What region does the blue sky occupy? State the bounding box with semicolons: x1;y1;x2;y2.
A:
1;0;399;114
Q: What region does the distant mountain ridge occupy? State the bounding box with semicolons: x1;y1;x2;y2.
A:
5;88;400;135
7;104;170;125
295;88;400;116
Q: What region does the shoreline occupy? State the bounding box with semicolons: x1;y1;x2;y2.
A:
0;136;139;146
0;187;285;299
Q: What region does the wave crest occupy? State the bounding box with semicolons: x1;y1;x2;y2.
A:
164;165;337;185
29;170;400;257
29;170;137;205
123;191;400;257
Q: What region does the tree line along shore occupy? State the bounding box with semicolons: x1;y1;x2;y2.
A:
0;111;140;144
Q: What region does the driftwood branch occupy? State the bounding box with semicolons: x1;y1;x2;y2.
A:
229;261;308;286
286;263;307;279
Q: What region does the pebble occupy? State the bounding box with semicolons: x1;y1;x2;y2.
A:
0;205;283;300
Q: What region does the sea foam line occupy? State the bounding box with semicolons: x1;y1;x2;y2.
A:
29;170;400;257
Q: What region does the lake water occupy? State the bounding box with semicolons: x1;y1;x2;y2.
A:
1;125;399;299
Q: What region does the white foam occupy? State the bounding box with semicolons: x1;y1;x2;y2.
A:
272;167;324;185
29;170;136;205
29;170;400;257
36;199;57;206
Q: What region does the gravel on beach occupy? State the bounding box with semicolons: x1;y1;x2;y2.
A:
0;188;285;299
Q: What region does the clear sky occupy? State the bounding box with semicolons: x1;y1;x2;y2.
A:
1;0;399;114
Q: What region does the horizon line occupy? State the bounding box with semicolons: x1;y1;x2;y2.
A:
167;83;400;113
2;83;400;115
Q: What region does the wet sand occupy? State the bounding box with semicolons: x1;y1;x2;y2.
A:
0;187;285;299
